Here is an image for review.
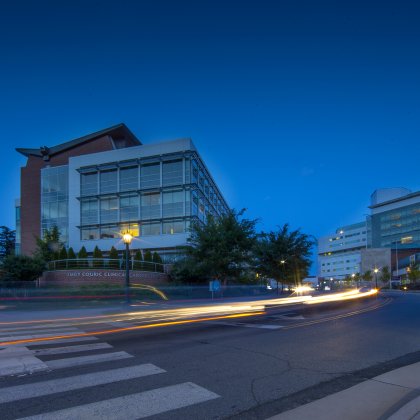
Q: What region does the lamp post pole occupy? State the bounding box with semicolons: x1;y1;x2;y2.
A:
279;260;286;295
374;267;379;290
122;233;133;304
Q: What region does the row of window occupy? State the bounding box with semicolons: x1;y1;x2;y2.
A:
321;258;359;266
80;219;189;241
81;190;188;225
321;266;359;273
81;160;185;196
41;166;70;245
80;158;228;217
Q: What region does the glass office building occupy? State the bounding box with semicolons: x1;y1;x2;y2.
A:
76;150;228;249
369;189;420;249
16;124;229;260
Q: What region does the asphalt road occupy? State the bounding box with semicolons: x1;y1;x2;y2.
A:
1;292;419;419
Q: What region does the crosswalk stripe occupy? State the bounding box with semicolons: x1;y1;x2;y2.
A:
0;364;166;404
19;382;220;420
0;347;48;377
0;324;82;330
0;328;81;338
45;351;133;369
212;321;283;329
4;336;99;347
0;324;80;333
33;342;112;356
0;332;84;342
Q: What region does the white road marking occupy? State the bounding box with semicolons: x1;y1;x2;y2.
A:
213;321;283;329
45;351;133;369
19;382;220;420
0;364;166;403
0;324;82;332
0;347;48;377
3;336;99;347
0;328;81;338
33;342;112;356
272;314;305;320
0;332;85;342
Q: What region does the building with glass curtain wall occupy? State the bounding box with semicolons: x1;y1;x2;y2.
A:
16;124;229;261
369;188;420;249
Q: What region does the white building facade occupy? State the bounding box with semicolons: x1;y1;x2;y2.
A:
318;222;367;279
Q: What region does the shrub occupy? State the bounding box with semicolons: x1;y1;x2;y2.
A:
93;246;103;268
1;255;45;282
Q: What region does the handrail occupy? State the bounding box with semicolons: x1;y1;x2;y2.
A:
47;258;165;273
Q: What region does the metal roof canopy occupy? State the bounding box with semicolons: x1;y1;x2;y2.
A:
16;123;141;158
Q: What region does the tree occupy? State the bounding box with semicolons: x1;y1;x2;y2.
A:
59;247;68;260
67;247;76;268
0;226;16;260
143;250;153;271
34;226;62;262
254;224;314;292
78;246;88;258
93;246;103;268
152;252;163;272
363;270;373;283
109;246;119;269
1;255;44;282
109;246;119;259
408;264;420;285
78;246;88;268
152;252;163;264
133;249;143;270
171;209;257;284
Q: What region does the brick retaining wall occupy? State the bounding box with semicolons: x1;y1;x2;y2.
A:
40;269;170;287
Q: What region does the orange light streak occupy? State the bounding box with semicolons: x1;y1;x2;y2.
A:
0;311;265;346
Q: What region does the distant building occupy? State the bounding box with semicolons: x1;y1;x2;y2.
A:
318;222;367;279
318;187;420;281
369;187;420;249
16;124;229;262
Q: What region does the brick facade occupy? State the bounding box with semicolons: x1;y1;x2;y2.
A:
40;269;170;287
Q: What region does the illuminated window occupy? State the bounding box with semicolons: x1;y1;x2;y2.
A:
401;236;413;244
120;223;139;237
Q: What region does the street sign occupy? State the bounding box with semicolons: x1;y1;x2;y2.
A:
209;280;221;292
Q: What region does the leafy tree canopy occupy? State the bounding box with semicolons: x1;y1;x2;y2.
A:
59;247;68;260
78;246;88;259
152;252;163;264
67;247;76;259
143;250;153;262
254;224;314;286
109;246;119;260
93;246;103;259
0;226;16;260
171;209;257;284
34;226;62;262
1;255;44;281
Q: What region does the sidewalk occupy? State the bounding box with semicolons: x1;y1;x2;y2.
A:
268;361;420;420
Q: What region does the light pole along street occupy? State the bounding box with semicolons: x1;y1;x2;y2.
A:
123;232;133;304
374;267;379;290
279;259;286;295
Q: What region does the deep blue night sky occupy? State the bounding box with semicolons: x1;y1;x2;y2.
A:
1;1;419;268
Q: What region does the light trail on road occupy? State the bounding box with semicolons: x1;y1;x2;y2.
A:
0;288;378;346
0;311;266;346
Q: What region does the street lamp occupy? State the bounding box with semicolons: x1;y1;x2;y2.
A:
279;259;286;295
122;232;133;304
373;267;379;290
